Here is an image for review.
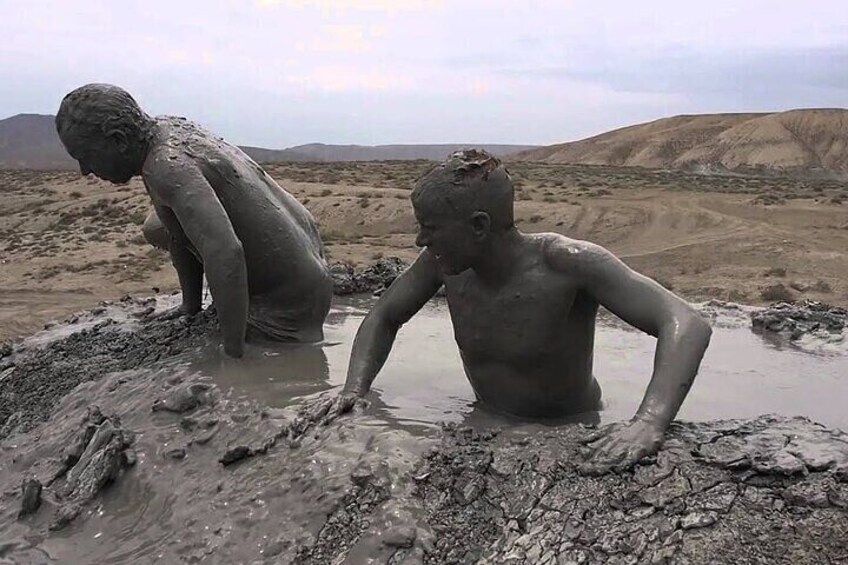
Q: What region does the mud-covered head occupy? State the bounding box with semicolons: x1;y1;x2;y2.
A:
56;84;153;184
411;149;515;274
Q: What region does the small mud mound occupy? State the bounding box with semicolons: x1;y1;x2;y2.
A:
0;302;218;440
330;257;408;296
752;300;847;341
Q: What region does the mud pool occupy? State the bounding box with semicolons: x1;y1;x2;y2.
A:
195;297;848;431
0;297;846;564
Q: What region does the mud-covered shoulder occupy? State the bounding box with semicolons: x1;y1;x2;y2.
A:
142;122;213;198
538;232;612;277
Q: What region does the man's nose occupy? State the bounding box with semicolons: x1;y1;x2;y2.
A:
415;232;428;248
79;162;92;176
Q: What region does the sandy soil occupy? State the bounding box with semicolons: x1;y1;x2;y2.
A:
1;162;846;341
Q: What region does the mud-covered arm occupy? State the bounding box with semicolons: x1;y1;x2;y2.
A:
550;239;712;429
547;237;712;473
342;251;443;396
146;157;248;358
151;204;204;315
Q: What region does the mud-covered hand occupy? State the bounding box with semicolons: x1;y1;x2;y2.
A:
579;417;665;475
317;390;369;426
145;303;200;322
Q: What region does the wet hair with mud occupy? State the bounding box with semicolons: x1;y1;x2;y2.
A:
411;149;515;231
55;83;153;153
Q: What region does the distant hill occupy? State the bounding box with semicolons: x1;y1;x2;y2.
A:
244;143;539;163
515;109;848;176
0;114;76;170
0;113;536;170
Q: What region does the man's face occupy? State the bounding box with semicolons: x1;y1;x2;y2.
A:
413;199;479;275
58;127;137;184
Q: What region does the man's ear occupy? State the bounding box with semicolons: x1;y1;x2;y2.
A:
107;129;129;154
470;211;491;240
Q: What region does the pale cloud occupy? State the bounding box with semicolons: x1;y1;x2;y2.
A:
255;0;444;13
298;24;373;53
285;66;416;92
1;0;846;146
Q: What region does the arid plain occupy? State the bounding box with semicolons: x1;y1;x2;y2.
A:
1;161;846;340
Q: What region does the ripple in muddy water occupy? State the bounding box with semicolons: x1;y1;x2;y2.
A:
0;296;846;564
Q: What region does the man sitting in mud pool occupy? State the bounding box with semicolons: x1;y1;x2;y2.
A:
55;83;333;358
332;149;712;473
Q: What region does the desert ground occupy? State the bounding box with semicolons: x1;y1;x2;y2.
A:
1;161;846;341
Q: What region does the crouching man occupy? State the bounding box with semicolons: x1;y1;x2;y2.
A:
333;149;711;473
56;83;333;357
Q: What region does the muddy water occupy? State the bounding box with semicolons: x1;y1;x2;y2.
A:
198;297;848;431
0;297;846;564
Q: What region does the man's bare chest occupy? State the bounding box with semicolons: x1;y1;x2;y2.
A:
445;272;578;361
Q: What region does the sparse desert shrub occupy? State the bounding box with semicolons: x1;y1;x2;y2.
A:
811;280;832;293
321;229;345;242
319;189;333;197
529;215;543;223
728;289;748;302
750;194;785;206
762;267;786;277
129;211;147;225
759;283;794;302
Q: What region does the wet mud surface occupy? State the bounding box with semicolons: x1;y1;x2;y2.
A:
0;260;407;442
1;279;847;563
0;296;218;441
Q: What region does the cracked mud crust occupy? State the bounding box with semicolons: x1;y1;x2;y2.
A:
292;416;848;565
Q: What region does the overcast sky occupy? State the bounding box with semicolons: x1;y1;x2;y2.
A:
1;0;846;147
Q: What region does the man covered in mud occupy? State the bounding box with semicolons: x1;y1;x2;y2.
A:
55;83;333;358
334;149;712;473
